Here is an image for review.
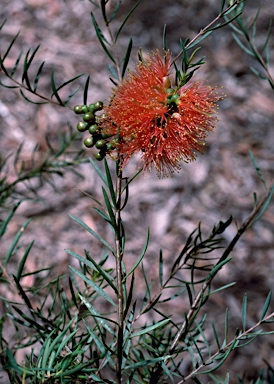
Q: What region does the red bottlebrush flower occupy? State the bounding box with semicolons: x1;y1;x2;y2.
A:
101;51;221;177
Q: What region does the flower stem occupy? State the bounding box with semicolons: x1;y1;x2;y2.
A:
115;158;124;384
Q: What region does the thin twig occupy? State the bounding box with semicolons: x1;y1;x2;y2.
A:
171;0;243;65
177;311;274;383
115;159;124;384
168;189;272;357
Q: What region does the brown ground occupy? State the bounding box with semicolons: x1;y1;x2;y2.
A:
1;0;274;383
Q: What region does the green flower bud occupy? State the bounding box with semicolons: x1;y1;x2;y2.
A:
94;101;104;111
89;103;95;112
168;93;180;105
95;139;106;149
95;151;105;161
81;105;89;114
89;124;99;134
77;121;88;132
83;112;95;123
101;133;112;139
166;88;175;95
74;105;82;114
84;136;94;148
106;142;114;150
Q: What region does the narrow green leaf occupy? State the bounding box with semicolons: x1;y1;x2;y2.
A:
0;19;6;31
109;1;121;22
91;12;115;63
64;86;80;106
102;186;116;230
130;319;169;338
85;250;117;293
17;240;34;280
89;157;108;186
104;159;116;208
242;293;247;331
4;218;31;266
83;75;90;105
125;356;170;370
56;329;78;356
212;321;221;350
22;49;32;90
0;80;19;89
1;30;20;64
54;73;84;93
122;38;132;78
163;24;167;51
41;336;53;370
187;30;213;49
83;318;115;368
70;266;116;307
108;64;119;80
232;32;254;56
100;0;108;24
249;150;266;188
13;275;35;313
124;274;135;318
141;293;161;314
80;294;116;334
33;61;45;92
253;185;274;224
115;0;143;42
51;67;64;106
260;291;272;321
93;207;112;223
66;249;117;293
19;89;48;105
209;282;236;295
159;249;163;288
200;338;239;374
206;258;232;281
123;228;150;281
69;214;114;253
0;202;21;237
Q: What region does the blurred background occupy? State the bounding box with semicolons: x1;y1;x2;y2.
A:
1;0;274;382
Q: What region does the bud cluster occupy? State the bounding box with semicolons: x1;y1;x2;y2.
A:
74;101;117;161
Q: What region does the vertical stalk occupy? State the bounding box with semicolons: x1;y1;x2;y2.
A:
115;159;124;384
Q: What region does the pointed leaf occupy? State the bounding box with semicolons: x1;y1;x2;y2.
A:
1;30;20;64
19;89;48;104
66;249;117;293
122;38;132;78
108;64;119;80
83;74;90;105
115;0;142;42
51;67;64;106
123;228;149;281
70;266;116;307
129;319;169;338
125;356;170;370
102;186;116;230
17;240;34;280
4;218;31;266
33;61;45;92
242;293;247;331
260;291;272;321
89;157;108;185
83;318;115;368
80;294;116;335
0;202;21;237
69;214;114;253
91;12;115;63
104;158;116;208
